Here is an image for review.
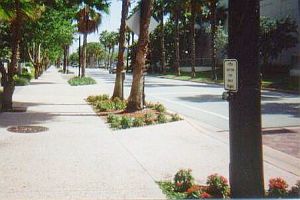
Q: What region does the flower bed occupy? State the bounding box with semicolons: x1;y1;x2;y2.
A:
86;94;182;130
158;169;300;199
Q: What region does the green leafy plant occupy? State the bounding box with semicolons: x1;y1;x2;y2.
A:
157;113;167;124
95;100;115;112
144;112;156;125
174;169;194;193
267;177;289;198
206;174;230;198
133;118;145;127
186;185;203;199
107;114;117;123
68;76;96;86
112;97;127;110
157;181;187;199
109;115;122;129
154;103;166;113
13;75;29;86
171;113;182;122
120;116;134;129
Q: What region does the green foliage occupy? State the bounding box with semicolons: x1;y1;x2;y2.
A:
19;72;33;81
87;94;109;104
157;113;167;123
133;118;145;127
259;17;298;66
120;116;134;129
267;177;289;198
68;77;96;86
109;115;122;129
154;103;166;113
144;112;156;125
13;75;29;86
89;96;126;112
157;181;187;199
95;100;115;112
174;169;194;193
206;174;230;198
171;113;182;122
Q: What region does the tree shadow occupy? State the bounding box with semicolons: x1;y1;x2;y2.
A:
178;94;225;103
29;82;56;85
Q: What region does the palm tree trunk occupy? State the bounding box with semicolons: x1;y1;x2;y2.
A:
210;0;217;80
175;3;181;76
127;0;153;111
190;0;196;78
126;32;130;72
113;0;130;99
160;1;166;74
82;33;87;77
228;0;264;197
2;0;21;111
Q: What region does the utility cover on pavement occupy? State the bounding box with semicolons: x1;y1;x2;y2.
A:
7;126;49;134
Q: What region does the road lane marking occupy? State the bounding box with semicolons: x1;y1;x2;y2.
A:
148;95;229;120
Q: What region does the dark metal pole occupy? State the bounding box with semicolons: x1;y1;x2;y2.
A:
228;0;264;198
78;35;81;77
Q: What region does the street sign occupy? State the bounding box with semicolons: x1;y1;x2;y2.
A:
126;10;159;36
224;59;238;92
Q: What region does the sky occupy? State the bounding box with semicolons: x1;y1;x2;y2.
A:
70;0;136;53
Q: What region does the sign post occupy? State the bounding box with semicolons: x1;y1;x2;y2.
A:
224;59;238;92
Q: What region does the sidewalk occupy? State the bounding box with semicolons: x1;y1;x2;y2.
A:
0;67;299;199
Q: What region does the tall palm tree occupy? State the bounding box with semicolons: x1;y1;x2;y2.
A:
126;0;153;111
107;31;119;68
76;0;109;77
99;30;110;68
112;0;130;99
0;0;44;111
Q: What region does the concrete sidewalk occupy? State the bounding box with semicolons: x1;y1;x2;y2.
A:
0;67;299;200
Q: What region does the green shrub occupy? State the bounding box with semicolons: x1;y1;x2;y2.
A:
95;100;115;112
68;76;96;86
288;181;300;198
133;118;145;127
174;169;194;193
113;97;127;110
120;116;134;129
107;114;117;123
19;72;33;81
13;75;29;86
206;174;230;198
144;112;155;125
171;113;182;122
154;103;166;113
109;115;122;129
267;177;289;198
157;113;167;124
87;94;109;104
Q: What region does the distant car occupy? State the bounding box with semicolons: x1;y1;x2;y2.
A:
109;63;117;74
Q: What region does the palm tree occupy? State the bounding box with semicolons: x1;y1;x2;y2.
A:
76;0;109;77
0;0;43;111
112;0;130;99
99;30;110;68
108;31;119;68
126;0;153;111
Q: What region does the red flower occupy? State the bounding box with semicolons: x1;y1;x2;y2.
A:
176;182;183;187
269;178;288;190
200;192;212;199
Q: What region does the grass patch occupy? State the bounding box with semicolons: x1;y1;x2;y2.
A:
68;76;96;86
86;95;182;130
159;71;223;84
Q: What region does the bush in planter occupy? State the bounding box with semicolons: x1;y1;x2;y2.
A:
174;169;194;193
288;180;300;198
133;118;145;127
171;113;182;122
120;116;134;129
267;177;289;198
206;174;230;198
144;112;156;125
154;103;166;113
95;100;115;112
87;94;109;104
109;115;122;129
186;185;203;199
13;75;29;86
112;97;127;110
157;113;167;123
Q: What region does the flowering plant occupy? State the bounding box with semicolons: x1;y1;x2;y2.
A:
206;174;230;198
268;177;288;198
174;169;194;192
186;185;203;199
200;192;212;199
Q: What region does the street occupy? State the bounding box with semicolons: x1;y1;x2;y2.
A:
87;68;300;131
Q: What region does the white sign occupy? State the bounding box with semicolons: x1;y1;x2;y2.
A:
224;59;238;92
126;10;159;36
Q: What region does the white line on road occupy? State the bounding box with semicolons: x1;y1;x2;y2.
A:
148;95;229;120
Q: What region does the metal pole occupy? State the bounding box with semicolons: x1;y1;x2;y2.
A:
78;35;81;77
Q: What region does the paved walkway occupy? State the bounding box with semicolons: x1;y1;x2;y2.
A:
0;67;299;199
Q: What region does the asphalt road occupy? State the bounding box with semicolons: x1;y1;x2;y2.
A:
87;68;300;131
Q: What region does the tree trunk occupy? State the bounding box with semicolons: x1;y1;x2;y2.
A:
228;0;264;197
126;32;130;72
112;0;130;99
2;0;21;111
127;0;153;111
160;1;166;74
175;3;181;76
210;0;218;80
107;48;111;69
110;46;115;68
190;0;196;78
63;45;68;73
82;33;87;77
